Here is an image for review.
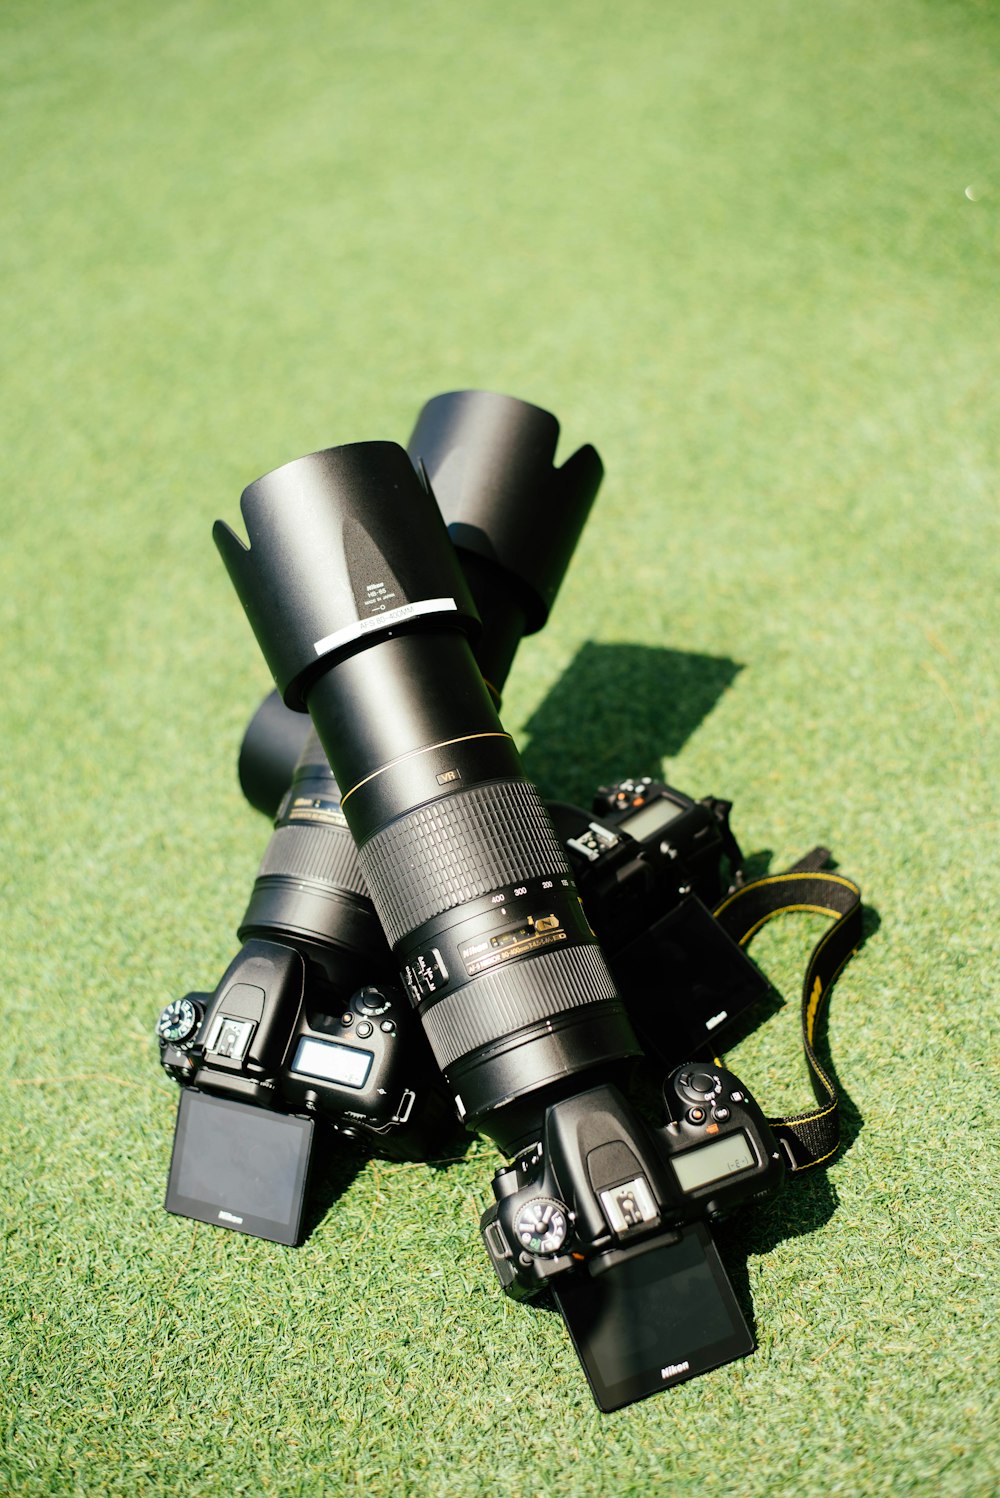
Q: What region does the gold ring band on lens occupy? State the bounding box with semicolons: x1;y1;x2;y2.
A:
340;733;514;807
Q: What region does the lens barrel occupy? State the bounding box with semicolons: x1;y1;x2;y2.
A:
216;441;640;1149
238;723;390;991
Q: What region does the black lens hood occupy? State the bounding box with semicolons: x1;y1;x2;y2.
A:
409;391;603;634
215;441;480;710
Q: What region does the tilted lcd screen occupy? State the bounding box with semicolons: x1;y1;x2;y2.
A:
554;1222;753;1411
165;1089;313;1246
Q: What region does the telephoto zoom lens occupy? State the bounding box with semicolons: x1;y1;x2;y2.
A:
215;441;641;1151
234;392;604;999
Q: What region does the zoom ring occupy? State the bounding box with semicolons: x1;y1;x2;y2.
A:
255;823;370;900
357;780;571;949
419;944;619;1071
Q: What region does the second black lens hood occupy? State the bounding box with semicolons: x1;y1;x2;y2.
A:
411;390;604;634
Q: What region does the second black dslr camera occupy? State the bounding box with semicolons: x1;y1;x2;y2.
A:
158;943;421;1143
481;1062;785;1409
551;775;768;1064
158;940;432;1245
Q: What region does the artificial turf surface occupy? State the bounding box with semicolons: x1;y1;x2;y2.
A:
2;1;998;1494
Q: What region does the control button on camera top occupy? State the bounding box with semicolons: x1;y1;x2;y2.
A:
355;1021;374;1039
341;1013;353;1026
678;1069;721;1101
688;1106;708;1125
380;1020;395;1034
355;986;393;1018
713;1106;731;1123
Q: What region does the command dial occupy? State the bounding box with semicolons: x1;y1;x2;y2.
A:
513;1197;570;1256
156;997;201;1045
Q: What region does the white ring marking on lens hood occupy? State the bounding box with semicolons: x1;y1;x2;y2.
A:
313;597;458;656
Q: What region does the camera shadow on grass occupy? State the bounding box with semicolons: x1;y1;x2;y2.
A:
301;1125;474;1242
517;641;744;802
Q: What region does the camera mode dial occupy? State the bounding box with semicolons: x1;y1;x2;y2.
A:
157;997;201;1046
512;1197;570;1256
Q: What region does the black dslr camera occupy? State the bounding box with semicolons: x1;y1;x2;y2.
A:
560;775;743;925
159;941;440;1244
203;413;796;1412
551;777;768;1062
159;942;411;1133
481;1064;785;1410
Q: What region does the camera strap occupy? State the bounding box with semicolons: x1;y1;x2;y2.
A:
711;860;863;1172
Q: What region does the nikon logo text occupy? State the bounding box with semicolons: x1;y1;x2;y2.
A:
661;1361;690;1380
218;1210;244;1225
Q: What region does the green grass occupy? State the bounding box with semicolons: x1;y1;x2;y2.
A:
2;1;998;1493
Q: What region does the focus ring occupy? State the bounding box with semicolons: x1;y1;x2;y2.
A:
419;943;618;1071
255;823;370;900
357;780;570;949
